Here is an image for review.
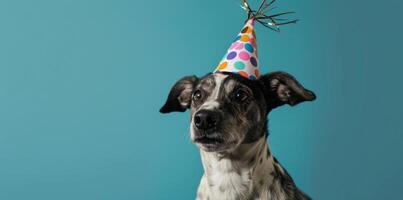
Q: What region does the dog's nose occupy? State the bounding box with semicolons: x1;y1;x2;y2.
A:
194;110;219;131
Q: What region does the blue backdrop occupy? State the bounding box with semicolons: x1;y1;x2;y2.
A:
1;0;402;199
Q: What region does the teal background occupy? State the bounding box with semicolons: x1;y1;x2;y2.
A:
1;0;402;199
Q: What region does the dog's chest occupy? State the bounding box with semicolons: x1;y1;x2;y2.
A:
197;152;289;200
199;159;253;200
198;174;284;200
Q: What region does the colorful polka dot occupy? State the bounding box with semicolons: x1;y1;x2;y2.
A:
218;61;228;70
235;42;244;50
234;35;241;42
241;27;249;33
244;43;254;53
230;42;238;50
255;69;260;77
234;61;245;70
251;38;257;48
241;26;253;34
238;51;250;61
238;71;249;78
240;35;249;42
250;57;257;67
227;51;237;60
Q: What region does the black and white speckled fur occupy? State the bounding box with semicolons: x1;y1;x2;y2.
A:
160;72;316;200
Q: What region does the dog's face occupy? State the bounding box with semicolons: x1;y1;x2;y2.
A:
188;73;267;152
160;71;315;153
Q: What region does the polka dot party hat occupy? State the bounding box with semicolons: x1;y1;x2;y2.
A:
214;19;259;80
214;0;298;80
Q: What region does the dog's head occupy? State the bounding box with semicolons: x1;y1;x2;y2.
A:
160;72;316;152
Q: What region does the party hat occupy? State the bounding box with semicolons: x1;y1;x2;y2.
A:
214;19;259;80
214;0;298;80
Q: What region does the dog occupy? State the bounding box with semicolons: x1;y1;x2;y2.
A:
160;71;316;200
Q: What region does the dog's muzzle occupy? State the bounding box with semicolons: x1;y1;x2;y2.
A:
194;110;219;131
192;110;223;144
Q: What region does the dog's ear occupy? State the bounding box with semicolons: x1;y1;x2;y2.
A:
160;75;199;113
259;71;316;111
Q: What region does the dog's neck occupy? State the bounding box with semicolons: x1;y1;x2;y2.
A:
198;136;277;199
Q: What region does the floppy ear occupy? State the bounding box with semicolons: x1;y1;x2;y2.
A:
159;75;199;113
259;71;316;111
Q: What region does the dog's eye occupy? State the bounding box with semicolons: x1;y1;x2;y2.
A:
193;90;202;101
234;89;249;102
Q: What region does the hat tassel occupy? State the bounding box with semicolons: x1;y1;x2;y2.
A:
242;0;298;32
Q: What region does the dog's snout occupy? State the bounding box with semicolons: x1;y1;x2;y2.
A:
194;110;219;131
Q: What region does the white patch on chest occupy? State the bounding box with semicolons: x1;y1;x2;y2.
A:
202;155;253;200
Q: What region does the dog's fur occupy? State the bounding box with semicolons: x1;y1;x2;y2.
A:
160;71;316;200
